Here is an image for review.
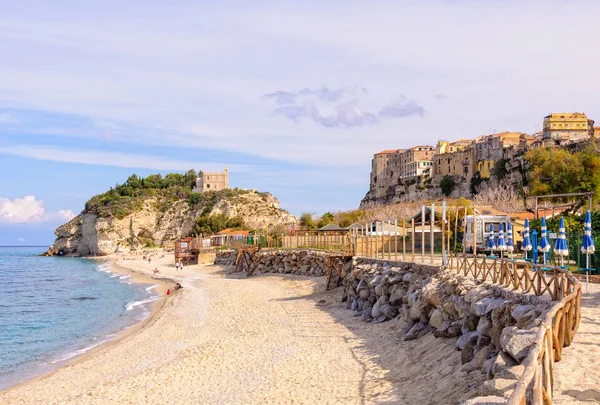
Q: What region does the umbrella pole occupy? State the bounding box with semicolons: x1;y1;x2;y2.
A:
586;253;590;292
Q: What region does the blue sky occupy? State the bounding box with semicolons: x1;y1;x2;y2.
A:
1;0;600;245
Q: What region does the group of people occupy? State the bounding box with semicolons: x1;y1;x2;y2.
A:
175;261;184;271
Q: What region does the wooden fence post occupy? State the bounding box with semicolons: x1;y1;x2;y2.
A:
421;205;425;264
430;203;435;264
412;218;415;263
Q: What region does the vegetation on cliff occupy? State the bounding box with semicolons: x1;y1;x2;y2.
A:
83;170;259;221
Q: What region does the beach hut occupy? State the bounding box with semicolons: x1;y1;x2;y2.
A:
318;223;347;232
581;210;595;290
554;217;569;267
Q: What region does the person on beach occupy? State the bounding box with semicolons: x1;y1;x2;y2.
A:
166;289;171;295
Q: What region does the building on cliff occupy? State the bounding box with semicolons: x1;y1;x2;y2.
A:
474;132;525;178
193;168;229;192
433;140;476;181
402;145;435;179
542;112;595;144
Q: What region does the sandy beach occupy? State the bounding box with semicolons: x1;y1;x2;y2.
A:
0;252;483;405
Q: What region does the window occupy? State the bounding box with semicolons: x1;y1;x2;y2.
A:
207;176;210;180
206;184;210;188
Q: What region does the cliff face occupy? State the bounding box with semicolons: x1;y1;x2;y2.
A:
360;175;470;208
47;191;296;256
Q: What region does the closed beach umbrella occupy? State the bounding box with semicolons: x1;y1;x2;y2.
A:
487;224;496;252
554;217;569;266
538;216;551;265
496;223;506;258
522;219;532;259
506;222;514;255
581;210;595;290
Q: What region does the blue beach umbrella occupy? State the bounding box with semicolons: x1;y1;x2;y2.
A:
554;217;569;266
487;224;496;252
538;216;551;265
496;224;506;257
581;210;595;290
506;222;515;255
522;219;532;259
581;210;595;255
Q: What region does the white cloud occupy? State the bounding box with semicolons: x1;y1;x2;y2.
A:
17;237;26;243
0;1;599;170
0;145;252;173
0;195;45;223
0;195;78;224
57;209;76;221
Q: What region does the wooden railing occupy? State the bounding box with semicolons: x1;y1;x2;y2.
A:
282;232;355;255
453;255;581;404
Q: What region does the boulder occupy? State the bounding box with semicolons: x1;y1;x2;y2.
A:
500;326;539;362
461;342;475;364
477;316;492;337
491;351;519;377
380;303;398;319
457;331;480;350
473;297;495;316
405;322;429;341
511;304;535;321
477;378;517;399
371;296;386;318
465;313;480;331
389;286;407;306
429;308;444;329
359;289;370;300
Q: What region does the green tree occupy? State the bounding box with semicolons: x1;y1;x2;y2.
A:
161;173;185;188
142;174;163;189
525;145;600;203
126;174;142;189
188;193;202;205
440;175;457;196
299;213;317;230
493;158;510;180
320;212;334;225
184;169;198;189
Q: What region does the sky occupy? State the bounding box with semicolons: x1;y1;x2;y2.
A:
1;0;600;246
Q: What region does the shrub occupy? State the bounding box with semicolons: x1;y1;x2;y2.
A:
440;175;456;196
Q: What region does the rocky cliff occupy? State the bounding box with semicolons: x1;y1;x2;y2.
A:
46;190;296;257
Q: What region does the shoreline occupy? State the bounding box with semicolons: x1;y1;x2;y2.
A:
0;252;177;394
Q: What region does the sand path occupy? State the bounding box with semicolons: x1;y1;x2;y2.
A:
553;282;600;404
0;257;477;405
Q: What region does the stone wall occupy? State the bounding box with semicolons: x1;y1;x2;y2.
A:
215;249;553;403
342;259;551;402
214;249;237;266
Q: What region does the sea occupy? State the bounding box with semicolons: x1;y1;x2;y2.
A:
0;246;160;390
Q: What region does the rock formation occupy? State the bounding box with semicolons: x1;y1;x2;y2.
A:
46;191;296;257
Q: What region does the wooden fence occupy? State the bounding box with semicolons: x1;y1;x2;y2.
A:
454;255;581;405
282;228;449;263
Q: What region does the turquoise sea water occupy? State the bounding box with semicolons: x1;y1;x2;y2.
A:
0;247;159;390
